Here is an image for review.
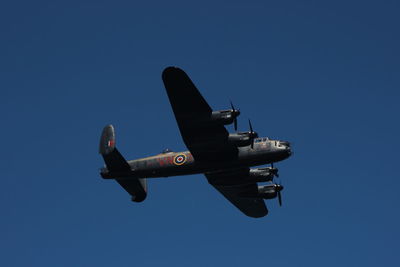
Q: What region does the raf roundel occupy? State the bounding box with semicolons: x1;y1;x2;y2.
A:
173;154;187;165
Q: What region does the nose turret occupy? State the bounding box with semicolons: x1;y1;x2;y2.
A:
276;140;292;157
279;141;290;147
286;143;292;156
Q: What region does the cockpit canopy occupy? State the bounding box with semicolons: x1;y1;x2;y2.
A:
254;137;269;143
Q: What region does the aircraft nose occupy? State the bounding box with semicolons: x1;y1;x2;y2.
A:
284;145;292;157
280;141;290;147
284;142;292;156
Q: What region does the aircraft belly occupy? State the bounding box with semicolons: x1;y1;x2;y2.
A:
118;149;290;179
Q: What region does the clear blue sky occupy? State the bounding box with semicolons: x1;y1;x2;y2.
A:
1;1;399;266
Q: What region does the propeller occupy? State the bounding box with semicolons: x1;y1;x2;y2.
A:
269;162;283;206
271;163;279;178
278;189;282;206
271;168;279;178
275;183;284;207
230;101;240;131
248;119;258;149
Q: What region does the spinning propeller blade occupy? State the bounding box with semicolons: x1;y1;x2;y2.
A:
271;163;279;177
248;119;258;149
278;190;282;206
230;101;239;131
275;183;284;207
249;119;253;133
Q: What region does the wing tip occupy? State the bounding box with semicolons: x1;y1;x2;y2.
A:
162;66;185;79
244;206;269;218
247;212;268;218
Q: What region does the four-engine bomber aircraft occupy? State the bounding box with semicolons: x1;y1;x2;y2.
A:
99;67;292;218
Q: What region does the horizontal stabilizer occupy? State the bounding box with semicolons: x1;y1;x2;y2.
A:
99;125;148;202
117;178;147;202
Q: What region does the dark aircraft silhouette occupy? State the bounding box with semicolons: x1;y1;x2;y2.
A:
99;67;292;218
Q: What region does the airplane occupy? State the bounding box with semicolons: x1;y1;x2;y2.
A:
99;67;292;218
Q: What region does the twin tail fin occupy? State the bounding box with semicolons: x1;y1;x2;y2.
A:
99;125;147;202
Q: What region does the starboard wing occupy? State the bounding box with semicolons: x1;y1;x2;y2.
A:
205;169;268;218
162;67;238;162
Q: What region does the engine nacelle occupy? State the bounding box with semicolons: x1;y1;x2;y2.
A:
210;110;239;125
239;183;282;199
249;167;276;182
228;132;252;147
257;184;282;199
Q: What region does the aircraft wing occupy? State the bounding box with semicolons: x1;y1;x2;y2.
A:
162;67;238;161
205;169;268;218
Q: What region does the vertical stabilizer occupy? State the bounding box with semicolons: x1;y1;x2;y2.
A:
99;125;130;172
99;125;147;202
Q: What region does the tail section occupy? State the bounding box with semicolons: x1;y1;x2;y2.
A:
99;125;147;202
117;178;147;202
99;125;131;172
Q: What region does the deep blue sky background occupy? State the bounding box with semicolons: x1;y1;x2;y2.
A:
1;1;399;266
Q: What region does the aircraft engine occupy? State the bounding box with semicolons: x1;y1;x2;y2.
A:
228;132;252;147
210;109;240;126
227;120;258;148
257;184;283;200
248;167;277;182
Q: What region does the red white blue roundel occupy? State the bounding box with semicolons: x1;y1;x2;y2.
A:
173;154;186;165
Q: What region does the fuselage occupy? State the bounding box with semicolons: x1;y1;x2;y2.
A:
101;137;292;179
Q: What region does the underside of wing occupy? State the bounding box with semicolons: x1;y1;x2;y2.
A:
162;67;238;162
162;66;212;116
206;169;268;218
